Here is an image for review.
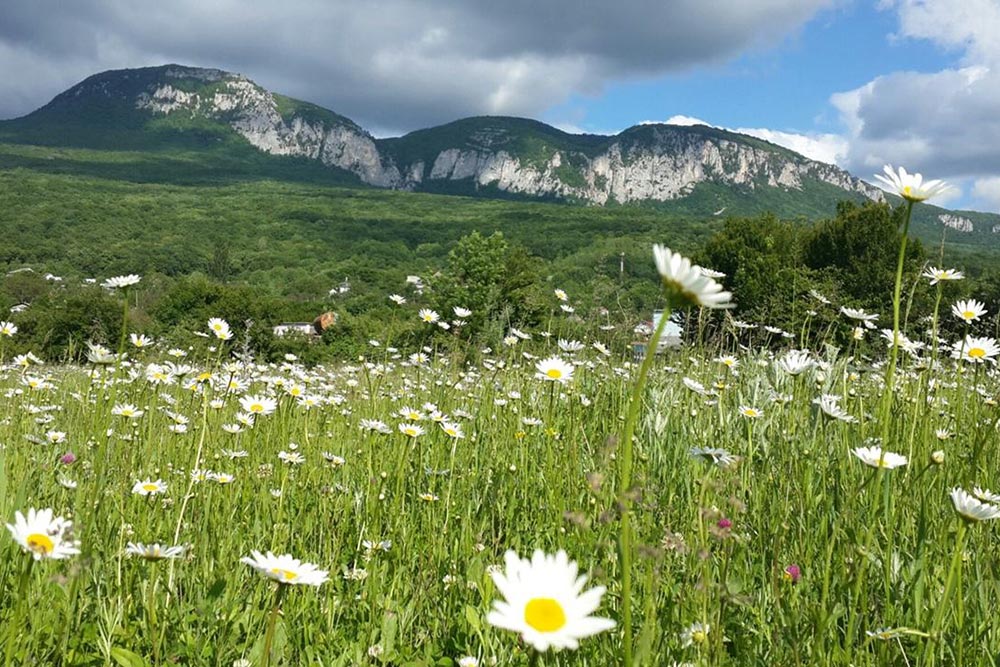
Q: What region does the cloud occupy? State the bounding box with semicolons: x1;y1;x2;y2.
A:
832;1;1000;193
0;0;836;133
972;177;1000;211
648;115;847;165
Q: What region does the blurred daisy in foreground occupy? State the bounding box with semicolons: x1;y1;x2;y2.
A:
873;164;951;203
487;549;614;652
652;245;733;309
6;508;80;560
950;488;1000;523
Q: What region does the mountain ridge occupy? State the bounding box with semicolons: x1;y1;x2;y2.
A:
2;63;999;243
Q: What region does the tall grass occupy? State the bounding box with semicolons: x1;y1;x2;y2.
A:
1;285;999;666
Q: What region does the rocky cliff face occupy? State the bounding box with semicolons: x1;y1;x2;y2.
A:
122;66;881;206
938;213;974;233
398;126;883;204
134;67;402;186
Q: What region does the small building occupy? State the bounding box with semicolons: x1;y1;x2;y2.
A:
273;322;316;337
633;310;683;360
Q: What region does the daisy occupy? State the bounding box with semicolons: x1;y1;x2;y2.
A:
399;423;425;438
972;487;1000;504
715;355;738;369
241;551;329;586
554;289;569;302
923;267;964;285
132;479;167;496
211;472;235;484
777;350;814;376
239;394;277;416
6;508;80;560
950;487;1000;523
278;450;305;465
453;306;472;318
690;447;739;468
535;357;574;383
125;542;186;561
112;403;145;419
952;299;987;323
389;294;406;305
418;309;440;324
813;395;858;423
652;246;733;309
873;164;951;203
840;307;879;329
852;445;907;470
952;336;999;364
0;321;17;337
486;549;615;652
558;339;585;353
103;274;141;289
680;621;711;648
207;317;232;340
130;333;154;348
441;422;465;439
738;406;762;419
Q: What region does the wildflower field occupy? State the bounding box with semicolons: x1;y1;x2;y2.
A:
3;171;1000;667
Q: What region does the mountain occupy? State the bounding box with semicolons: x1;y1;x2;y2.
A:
2;64;999;240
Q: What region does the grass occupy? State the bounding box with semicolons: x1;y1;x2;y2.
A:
1;278;1000;666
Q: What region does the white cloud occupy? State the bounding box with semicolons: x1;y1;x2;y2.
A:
644;114;847;165
972;177;1000;211
0;0;837;132
832;0;1000;197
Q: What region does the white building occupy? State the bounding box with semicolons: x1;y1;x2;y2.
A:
272;322;315;337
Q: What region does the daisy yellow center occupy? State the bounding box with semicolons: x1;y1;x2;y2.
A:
546;368;563;379
143;483;160;492
968;347;986;359
524;597;566;633
405;428;418;436
902;185;912;196
963;311;975;320
250;403;264;413
445;428;457;436
692;629;707;643
743;409;758;417
270;567;298;582
26;533;54;555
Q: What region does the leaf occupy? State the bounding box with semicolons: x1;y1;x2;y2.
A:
110;647;148;667
464;604;481;633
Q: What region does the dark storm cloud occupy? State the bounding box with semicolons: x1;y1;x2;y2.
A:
0;0;835;133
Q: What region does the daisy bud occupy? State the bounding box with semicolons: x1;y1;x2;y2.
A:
931;450;945;465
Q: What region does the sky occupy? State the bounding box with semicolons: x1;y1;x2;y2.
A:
2;0;1000;211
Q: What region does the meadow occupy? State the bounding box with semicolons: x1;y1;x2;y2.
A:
2;228;1000;667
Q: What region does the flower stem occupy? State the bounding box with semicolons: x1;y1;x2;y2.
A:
880;200;914;444
4;558;34;665
618;306;671;666
263;584;288;667
923;520;966;667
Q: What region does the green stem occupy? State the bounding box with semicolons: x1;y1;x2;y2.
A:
618;305;671;667
880;200;914;445
924;520;966;667
4;558;34;666
263;584;288;667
